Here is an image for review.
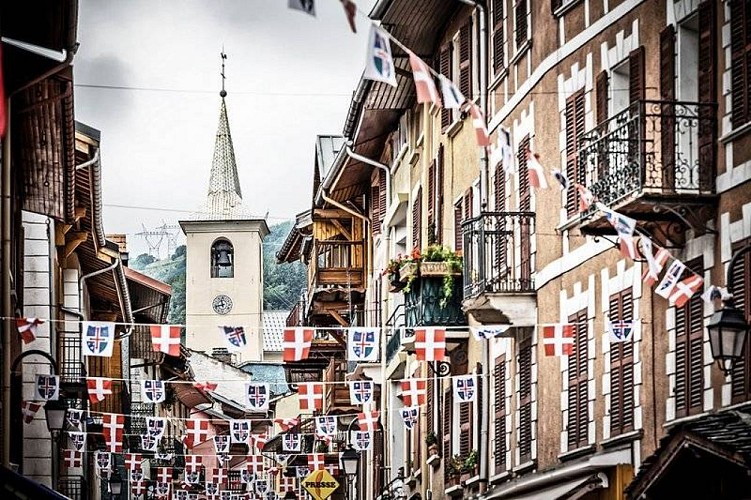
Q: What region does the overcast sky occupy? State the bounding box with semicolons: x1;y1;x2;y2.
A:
74;0;373;257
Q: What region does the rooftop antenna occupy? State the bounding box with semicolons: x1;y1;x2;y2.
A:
220;49;227;98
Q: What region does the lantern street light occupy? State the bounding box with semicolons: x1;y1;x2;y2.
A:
340;445;360;500
108;471;123;499
707;243;751;376
44;399;67;434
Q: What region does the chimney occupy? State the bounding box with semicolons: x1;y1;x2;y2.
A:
211;347;235;365
107;233;129;266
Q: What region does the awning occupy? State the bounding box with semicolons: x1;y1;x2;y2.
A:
503;473;608;500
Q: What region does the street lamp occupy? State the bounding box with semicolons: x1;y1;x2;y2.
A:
707;244;751;376
44;399;67;433
108;471;123;498
340;445;360;476
283;491;297;500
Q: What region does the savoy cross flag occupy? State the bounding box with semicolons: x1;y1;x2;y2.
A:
364;24;397;87
141;379;166;403
348;380;374;405
347;327;379;362
245;382;270;411
82;321;115;357
220;326;247;350
35;374;59;401
453;375;477;403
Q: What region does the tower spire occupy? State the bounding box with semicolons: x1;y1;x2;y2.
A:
196;51;249;220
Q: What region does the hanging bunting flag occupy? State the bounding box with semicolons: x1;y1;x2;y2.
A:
315;415;337;436
283;433;302;452
468;101;491;147
216;453;232;467
155;483;170;499
288;0;315;16
67;408;83;429
598;203;636;237
125;453;142;471
399;379;427;407
150;325;181;357
669;272;704;308
130;468;144;483
141;379;166;404
340;0;357;33
399;406;419;430
185;456;202;484
156;451;173;461
147;417;166;439
102;413;125;453
357;410;380;432
552;168;569;190
141;434;159;452
642;242;670;288
439;75;466;110
184;419;210;449
453;375;477;403
174;491;189;500
194;381;218;392
63;449;82;468
307;453;325;471
82;321;115;357
316;431;333;449
619;236;640;260
326;463;341;478
251;433;268;451
157;467;173;483
408;51;442;107
212;468;227;486
220;326;247;350
245;382;270;411
131;482;147;498
87;377;113;404
364;24;398;87
575;183;595;212
470;325;512;340
348;380;375;405
240;466;255;485
606;319;635;343
414;327;446;361
701;285;728;304
296;466;310;478
213;435;230;455
347;327;379;362
16;317;43;344
298;382;324;411
68;431;86;451
255;479;270;496
35;374;59;401
498;127;515;173
95;451;111;471
283;327;314;362
205;483;219;498
275;417;300;432
247;454;265;474
527;152;549;189
353;431;372;451
230;419;251;444
655;259;686;299
541;324;575;356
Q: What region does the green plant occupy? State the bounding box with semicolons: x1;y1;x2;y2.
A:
462;450;478;472
446;454;464;476
315;442;329;453
425;431;438;446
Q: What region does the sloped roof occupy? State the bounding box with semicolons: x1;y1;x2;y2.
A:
262;310;288;352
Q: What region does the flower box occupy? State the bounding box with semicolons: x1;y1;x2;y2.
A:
419;261;461;277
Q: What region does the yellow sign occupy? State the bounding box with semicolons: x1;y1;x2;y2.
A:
302;469;339;500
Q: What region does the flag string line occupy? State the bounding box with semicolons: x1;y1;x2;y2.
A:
58;427;386;441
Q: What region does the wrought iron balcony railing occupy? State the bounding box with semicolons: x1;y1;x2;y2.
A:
579;100;716;209
59;334;84;385
58;475;87;500
462;212;536;301
386;328;402;363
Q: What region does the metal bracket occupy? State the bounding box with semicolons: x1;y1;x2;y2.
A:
428;361;452;377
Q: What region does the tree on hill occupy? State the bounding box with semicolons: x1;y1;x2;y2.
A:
263;220;306;310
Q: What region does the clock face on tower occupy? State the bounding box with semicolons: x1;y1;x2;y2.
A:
212;294;233;315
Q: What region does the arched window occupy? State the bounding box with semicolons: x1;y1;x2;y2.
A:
211;239;234;278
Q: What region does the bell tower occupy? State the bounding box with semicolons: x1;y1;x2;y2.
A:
179;53;268;362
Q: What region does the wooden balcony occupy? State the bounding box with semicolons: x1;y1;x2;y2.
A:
324;359;357;412
577;100;717;245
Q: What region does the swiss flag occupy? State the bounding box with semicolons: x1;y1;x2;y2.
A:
150;325;181;356
669;273;704;308
283;328;314;362
541;324;575;357
527;151;549;189
414;328;446;361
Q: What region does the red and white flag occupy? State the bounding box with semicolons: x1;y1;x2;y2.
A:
325;463;341;476
102;413;125;453
184;419;210;449
468;102;491;147
194;381;218;392
409;51;441;107
63;449;82;468
575;183;594;212
641;240;670;288
619;236;640;260
247;454;265;474
308;453;325;471
131;482;147;498
212;467;227;486
16;318;44;344
125;453;142;471
275;417;300;432
399;379;427;406
87;377;113;404
527;152;549;189
357;410;380;432
541;324;575;357
185;454;202;473
251;433;268;451
283;328;314;362
439;75;466;109
150;325;181;356
669;273;704;308
414;327;446;361
21;401;41;424
298;382;324;411
157;467;173;483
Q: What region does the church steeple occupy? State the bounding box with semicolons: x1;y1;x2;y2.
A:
198;52;249;220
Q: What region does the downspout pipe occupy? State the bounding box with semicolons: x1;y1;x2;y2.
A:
1;101;12;467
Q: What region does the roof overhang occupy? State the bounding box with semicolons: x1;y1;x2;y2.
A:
125;266;172;324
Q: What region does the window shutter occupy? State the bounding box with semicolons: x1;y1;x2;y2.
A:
492;0;505;72
515;0;528;47
609;290;634;436
412;187;422;251
442;389;452;460
517;135;531;211
459;399;471;456
675;258;705;418
518;334;533;462
428;160;436;236
463;189;473;221
596;70;609;125
731;239;751;403
517;135;532;287
459;21;473;99
494;162;508;273
494;162;505;211
494;356;507;474
565;91;585;218
567;310;589;449
730;0;750;127
697;0;717;191
629;46;645;106
371;183;381;234
436;145;444;245
379;170;387;226
659;25;675;101
427;375;434;438
454;201;463;252
440;46;453;129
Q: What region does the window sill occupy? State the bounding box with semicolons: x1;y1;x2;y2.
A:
490;68;509;90
553;0;583;18
426;454;441;468
600;429;643;449
510;40;532;66
490;470;511;485
446;484;464;497
407;150;420;167
512;460;536;475
663;411;709;429
556;214;584;233
464;474;481;487
445;118;464;138
719;121;751;144
557;444;596;462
